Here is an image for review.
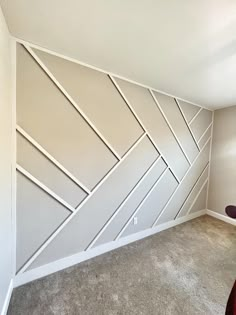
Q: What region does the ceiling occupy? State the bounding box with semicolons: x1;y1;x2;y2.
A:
1;0;236;109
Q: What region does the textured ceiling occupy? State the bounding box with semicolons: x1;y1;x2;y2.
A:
1;0;236;109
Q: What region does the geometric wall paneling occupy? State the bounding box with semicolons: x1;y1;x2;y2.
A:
114;78;189;181
15;42;213;277
177;99;201;124
92;157;167;248
177;165;209;218
120;169;178;238
17;44;117;190
153;91;199;163
188;182;208;215
26;136;159;270
189;108;213;142
17;132;87;208
32;48;144;158
16;172;70;271
198;124;212;149
154;140;211;226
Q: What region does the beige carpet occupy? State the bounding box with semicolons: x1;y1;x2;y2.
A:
8;215;236;315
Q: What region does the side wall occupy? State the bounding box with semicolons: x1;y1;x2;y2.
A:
0;7;13;315
208;106;236;218
15;42;213;285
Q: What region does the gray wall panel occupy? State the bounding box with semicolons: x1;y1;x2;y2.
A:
28;136;158;269
198;125;212;149
208;106;236;216
154;92;199;163
33;48;143;157
16;172;70;271
178;100;200;123
189;182;208;214
17;44;117;190
121;169;178;237
15;44;212;274
17;132;87;207
93;158;167;248
156;141;210;225
177;166;209;218
115;78;189;180
190;109;213;142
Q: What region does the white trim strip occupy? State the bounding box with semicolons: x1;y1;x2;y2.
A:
110;75;180;183
197;122;213;145
0;279;13;315
189;107;203;126
11;39;17;280
116;167;169;240
152;137;211;227
175;163;209;219
186;179;208;216
150;89;191;165
16;164;75;213
16;125;91;195
13;210;206;288
206;209;236;226
86;155;164;250
23;44;121;161
17;132;147;274
13;37;213;111
175;98;201;151
206;111;214;208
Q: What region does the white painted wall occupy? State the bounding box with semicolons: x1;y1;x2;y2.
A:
0;6;13;315
208;106;236;218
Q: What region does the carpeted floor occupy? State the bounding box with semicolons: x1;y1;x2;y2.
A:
8;215;236;315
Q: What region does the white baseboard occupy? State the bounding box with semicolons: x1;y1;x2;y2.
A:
206;209;236;226
1;279;13;315
14;209;206;288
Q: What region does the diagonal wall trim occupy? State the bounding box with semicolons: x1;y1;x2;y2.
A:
16;125;91;195
86;155;164;250
197;122;213;146
15;40;213;278
110;75;180;183
16;165;75;213
150;90;191;165
175;98;200;151
13;210;206;288
176;163;209;219
17;132;148;274
186;179;208;215
23;44;121;161
152;137;211;227
115;167;170;240
14;37;213;111
188;107;203;126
